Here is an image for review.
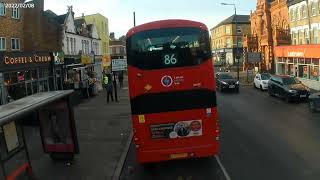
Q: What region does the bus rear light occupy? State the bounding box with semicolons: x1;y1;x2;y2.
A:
134;137;139;141
193;83;202;87
135;145;140;149
215;130;219;133
137;73;142;78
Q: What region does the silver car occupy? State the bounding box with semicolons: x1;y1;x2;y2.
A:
309;92;320;112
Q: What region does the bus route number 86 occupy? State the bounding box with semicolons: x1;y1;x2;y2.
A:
164;54;177;65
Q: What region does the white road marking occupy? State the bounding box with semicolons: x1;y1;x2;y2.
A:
215;155;231;180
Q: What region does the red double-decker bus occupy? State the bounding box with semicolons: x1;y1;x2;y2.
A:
126;19;219;163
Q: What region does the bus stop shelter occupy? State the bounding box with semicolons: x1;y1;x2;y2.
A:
0;90;79;180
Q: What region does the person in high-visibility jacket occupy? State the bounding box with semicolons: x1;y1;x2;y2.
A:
103;72;114;102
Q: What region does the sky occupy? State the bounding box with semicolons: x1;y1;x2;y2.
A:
44;0;257;38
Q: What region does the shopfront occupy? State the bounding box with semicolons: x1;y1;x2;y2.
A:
53;51;65;91
274;45;320;90
0;52;55;105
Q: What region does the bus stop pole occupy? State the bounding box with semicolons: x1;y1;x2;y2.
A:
113;73;118;102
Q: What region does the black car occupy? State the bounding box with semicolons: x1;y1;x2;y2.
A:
216;72;239;92
268;75;310;102
309;92;320;112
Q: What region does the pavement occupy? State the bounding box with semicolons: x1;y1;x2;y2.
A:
23;78;132;180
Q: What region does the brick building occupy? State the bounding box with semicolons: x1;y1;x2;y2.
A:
0;0;64;105
274;0;320;90
243;0;291;72
0;0;25;52
24;0;62;52
211;15;251;66
109;32;126;59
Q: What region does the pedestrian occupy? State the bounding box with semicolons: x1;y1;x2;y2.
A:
103;72;114;103
118;71;124;88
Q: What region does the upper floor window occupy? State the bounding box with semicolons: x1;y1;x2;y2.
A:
226;26;231;35
0;37;5;50
226;38;231;48
290;9;295;21
305;29;310;44
236;27;242;34
116;47;120;54
0;2;5;16
237;37;243;47
296;7;300;20
11;38;20;50
12;8;19;19
292;32;297;45
299;30;304;44
302;5;307;18
313;27;318;44
311;2;317;16
67;37;70;54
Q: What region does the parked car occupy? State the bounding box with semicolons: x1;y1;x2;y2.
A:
309;92;320;112
216;72;239;93
253;73;271;90
268;75;310;102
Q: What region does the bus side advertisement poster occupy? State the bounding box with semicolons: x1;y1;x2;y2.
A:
150;120;202;139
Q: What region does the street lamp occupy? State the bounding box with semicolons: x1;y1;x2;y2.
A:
221;2;240;81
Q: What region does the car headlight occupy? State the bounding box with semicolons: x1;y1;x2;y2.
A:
288;89;297;93
222;81;228;85
235;81;239;84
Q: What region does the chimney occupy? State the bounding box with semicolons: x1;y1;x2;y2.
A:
67;5;73;14
35;0;44;11
110;32;115;39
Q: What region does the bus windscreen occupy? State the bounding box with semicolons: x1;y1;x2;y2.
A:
127;27;212;70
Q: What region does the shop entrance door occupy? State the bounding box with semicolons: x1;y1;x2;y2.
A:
25;81;38;96
55;69;63;90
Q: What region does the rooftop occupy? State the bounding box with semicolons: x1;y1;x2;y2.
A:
288;0;306;6
211;14;250;30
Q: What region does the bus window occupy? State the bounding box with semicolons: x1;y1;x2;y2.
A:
127;27;212;70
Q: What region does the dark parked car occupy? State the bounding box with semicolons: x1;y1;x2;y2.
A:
216;72;239;93
268;75;310;102
309;92;320;112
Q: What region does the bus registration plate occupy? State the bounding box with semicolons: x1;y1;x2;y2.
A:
170;153;188;159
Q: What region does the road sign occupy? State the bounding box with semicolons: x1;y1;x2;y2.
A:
111;59;127;71
247;52;261;63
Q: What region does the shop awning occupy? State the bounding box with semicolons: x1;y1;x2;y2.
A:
274;45;320;58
